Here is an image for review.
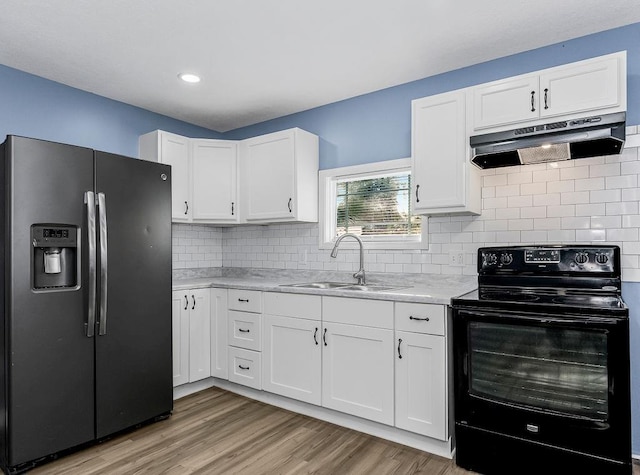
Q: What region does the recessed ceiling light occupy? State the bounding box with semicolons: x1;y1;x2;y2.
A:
178;73;201;83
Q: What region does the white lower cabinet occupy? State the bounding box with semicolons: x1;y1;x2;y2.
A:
210;288;228;379
227;289;263;390
321;297;395;425
171;289;211;386
262;293;322;405
395;331;446;439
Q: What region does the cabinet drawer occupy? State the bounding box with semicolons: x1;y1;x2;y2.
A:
264;292;321;320
323;296;393;329
228;347;262;390
395;302;445;336
228;310;262;351
228;289;262;313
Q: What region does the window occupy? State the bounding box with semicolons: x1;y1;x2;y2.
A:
319;159;427;250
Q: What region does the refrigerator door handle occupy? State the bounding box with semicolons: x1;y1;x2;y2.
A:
85;191;97;338
98;192;108;336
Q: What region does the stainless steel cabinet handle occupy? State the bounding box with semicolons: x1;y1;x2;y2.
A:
239;328;250;333
287;198;292;213
184;201;189;215
238;298;249;303
231;202;235;216
398;338;403;359
314;327;318;345
544;88;549;109
530;90;536;112
409;316;430;322
191;295;196;310
415;184;420;203
97;192;108;336
85;191;96;338
323;328;327;346
238;365;250;370
184;295;188;310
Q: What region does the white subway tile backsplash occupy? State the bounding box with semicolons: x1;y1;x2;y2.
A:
520;182;547;195
507;195;533;208
547;205;576;218
561;217;591;229
590;163;620;178
606;175;638;189
533;193;561;206
520;206;547;219
548;181;575;193
561;191;589;205
495;208;521;219
560;166;590;180
575;177;605;191
507;171;533;185
495;184;521;197
483;174;508;187
590;189;621;203
575;203;606;216
606;201;639;216
622;188;640;201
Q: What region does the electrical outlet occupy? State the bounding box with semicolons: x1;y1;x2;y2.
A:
449;250;465;266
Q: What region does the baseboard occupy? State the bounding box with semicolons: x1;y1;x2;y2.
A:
173;378;216;400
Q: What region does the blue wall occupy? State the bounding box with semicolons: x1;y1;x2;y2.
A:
1;21;640;454
0;64;222;157
224;23;640;171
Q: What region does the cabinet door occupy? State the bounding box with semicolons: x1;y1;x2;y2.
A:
191;140;238;222
242;130;295;221
160;132;191;221
473;75;539;129
188;289;211;383
171;291;190;386
412;91;469;212
322;323;394;425
395;331;447;440
210;288;228;379
539;56;622;119
263;314;321;405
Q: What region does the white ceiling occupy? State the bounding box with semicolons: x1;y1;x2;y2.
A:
1;1;640;132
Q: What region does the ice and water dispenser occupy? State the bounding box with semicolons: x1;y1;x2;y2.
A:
31;224;78;290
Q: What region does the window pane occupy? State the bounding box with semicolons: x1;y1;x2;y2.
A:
335;173;420;238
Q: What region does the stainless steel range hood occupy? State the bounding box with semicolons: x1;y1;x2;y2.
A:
470;112;626;169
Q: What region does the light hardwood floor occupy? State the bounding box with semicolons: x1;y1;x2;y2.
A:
29;387;472;474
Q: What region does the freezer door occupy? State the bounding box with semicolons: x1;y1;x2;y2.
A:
5;136;95;466
94;152;172;438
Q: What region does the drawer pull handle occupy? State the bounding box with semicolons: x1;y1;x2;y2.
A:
398;338;403;359
238;328;250;333
192;295;196;310
314;327;318;345
183;295;188;310
323;328;327;346
409;316;430;322
238;298;249;303
530;90;536;112
238;365;250;370
543;88;549;110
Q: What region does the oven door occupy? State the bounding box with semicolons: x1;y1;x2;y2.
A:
453;307;630;462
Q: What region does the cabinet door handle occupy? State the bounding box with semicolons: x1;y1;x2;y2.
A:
238;328;250;333
314;327;318;345
415;184;420;203
398;338;403;359
191;295;196;310
238;365;250;370
184;201;189;215
287;198;292;213
530;90;536;112
543;88;549;110
184;295;188;310
238;298;249;303
323;328;327;346
409;316;430;322
231;202;235;216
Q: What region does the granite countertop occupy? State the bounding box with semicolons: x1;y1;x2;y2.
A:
172;268;477;305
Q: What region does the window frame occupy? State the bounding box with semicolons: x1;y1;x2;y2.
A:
319;158;428;250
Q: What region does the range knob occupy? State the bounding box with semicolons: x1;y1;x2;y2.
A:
575;252;589;264
595;253;609;265
483;253;498;266
500;253;513;265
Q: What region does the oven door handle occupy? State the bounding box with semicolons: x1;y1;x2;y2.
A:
458;309;618;326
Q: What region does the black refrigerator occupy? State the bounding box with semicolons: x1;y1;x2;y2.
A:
0;135;173;473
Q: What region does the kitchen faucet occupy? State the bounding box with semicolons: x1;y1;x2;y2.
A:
330;233;366;285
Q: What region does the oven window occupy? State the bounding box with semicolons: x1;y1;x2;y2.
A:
468;322;608;420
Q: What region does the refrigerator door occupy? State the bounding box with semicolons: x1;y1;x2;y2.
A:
5;136;95;465
94;152;172;438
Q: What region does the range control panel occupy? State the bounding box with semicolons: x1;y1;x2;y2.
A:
479;246;619;274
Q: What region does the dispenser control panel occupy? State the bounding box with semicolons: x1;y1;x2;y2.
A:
32;226;77;247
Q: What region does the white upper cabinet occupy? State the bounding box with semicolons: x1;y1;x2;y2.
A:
191;139;239;223
139;131;239;224
140;131;191;221
411;90;481;215
473;51;626;131
240;128;318;223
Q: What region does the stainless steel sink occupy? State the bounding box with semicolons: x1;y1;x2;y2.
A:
282;281;352;289
281;282;407;292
